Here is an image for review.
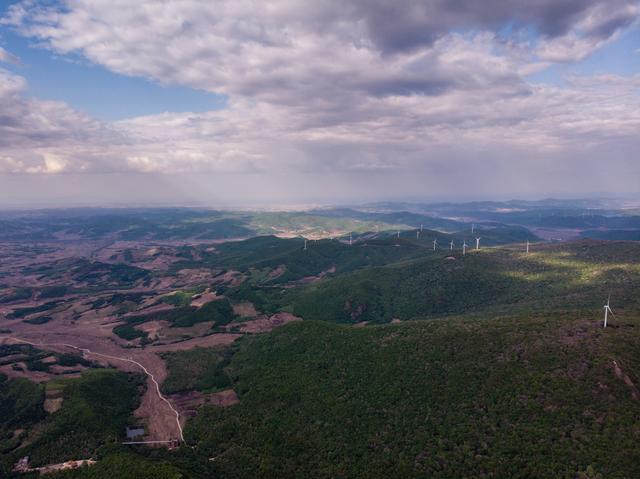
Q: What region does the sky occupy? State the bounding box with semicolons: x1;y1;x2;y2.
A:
0;0;639;207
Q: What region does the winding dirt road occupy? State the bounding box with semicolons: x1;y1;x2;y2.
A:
0;335;184;443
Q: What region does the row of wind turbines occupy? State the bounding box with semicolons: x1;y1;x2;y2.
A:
305;222;615;329
405;222;483;255
313;222;532;255
402;222;529;256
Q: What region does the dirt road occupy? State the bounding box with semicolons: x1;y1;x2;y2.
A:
0;335;184;443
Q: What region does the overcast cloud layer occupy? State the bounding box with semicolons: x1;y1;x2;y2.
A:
0;0;639;203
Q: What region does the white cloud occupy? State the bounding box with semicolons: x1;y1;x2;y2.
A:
0;1;638;200
535;1;638;62
0;46;20;65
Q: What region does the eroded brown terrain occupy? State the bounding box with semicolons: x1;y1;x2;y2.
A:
0;239;297;445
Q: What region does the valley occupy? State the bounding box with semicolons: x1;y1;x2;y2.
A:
0;203;639;478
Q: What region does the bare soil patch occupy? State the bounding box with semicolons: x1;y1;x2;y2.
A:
232;301;259;318
124;303;174;318
48;364;87;375
170;389;239;423
135;320;170;341
227;312;301;333
613;360;640;401
267;264;286;280
44;397;64;414
191;290;221;308
300;265;336;284
176;268;217;286
213;270;245;287
0;363;54;383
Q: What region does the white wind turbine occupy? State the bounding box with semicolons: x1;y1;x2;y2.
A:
349;233;353;246
526;240;530;254
471;223;475;234
303;239;307;251
475;237;481;250
420;224;424;233
462;240;468;256
432;239;438;251
603;295;615;328
450;240;454;251
416;230;420;240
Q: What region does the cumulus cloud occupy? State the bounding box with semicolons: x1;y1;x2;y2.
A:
0;67;129;173
0;0;638;201
4;0;637;99
536;1;639;62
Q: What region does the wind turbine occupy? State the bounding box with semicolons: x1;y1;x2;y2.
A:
397;231;401;239
475;237;481;251
450;240;454;251
420;224;424;233
303;239;307;251
471;223;475;234
416;230;420;240
603;295;615;328
462;240;468;256
432;239;438;251
349;233;353;246
526;240;530;254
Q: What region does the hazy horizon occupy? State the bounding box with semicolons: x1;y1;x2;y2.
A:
1;190;639;212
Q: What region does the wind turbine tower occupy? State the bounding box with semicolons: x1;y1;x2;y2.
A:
420;224;424;233
304;239;307;251
450;240;454;251
603;296;615;328
433;239;438;251
349;233;353;246
416;230;420;240
471;223;475;234
475;237;481;250
526;240;530;254
463;240;468;256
